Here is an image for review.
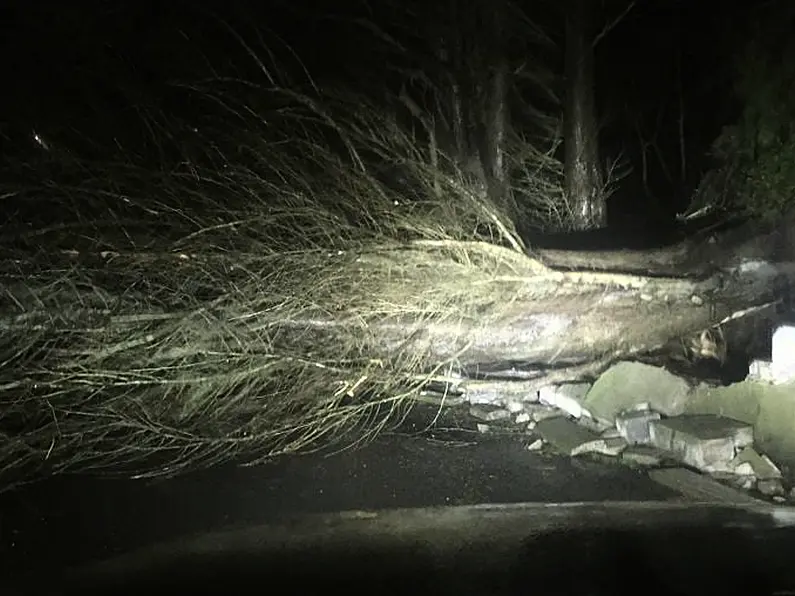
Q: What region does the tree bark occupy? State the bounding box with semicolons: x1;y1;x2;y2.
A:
478;0;511;214
564;0;605;229
4;215;790;394
280;215;790;381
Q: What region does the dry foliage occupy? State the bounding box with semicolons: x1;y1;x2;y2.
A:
0;70;563;491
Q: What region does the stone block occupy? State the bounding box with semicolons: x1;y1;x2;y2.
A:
615;408;661;445
773;324;795;383
649;415;753;470
535;417;600;456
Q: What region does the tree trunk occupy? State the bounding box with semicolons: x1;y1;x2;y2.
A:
479;0;511;214
564;0;605;229
2;214;790;400
270;215;790;388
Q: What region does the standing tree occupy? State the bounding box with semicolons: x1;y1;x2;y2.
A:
563;0;605;229
477;0;511;213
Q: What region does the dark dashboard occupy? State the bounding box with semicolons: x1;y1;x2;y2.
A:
16;502;795;596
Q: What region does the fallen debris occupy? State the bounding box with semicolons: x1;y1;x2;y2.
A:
747;359;774;383
505;400;525;413
524;403;563;422
459;353;792;506
538;383;591;419
574;414;612;434
621;445;667;467
464;379;540;406
526;438;544;451
534;417;624;457
469;406;512;423
571;436;627;457
584;361;692;423
534;417;599;455
772;324;795;383
757;478;786;497
731;447;782;480
648;467;768;506
649;414;753;470
514;412;531;424
616;408;661;445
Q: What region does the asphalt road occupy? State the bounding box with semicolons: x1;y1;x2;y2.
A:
0;407;677;579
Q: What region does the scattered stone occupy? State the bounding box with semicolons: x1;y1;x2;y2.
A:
747;359;774;383
514;412;531;424
538;383;591;419
758;478;786;498
584;361;691;423
526;439;544;451
460;359;787;507
732;462;755;476
648;468;767;506
551;382;590;401
535;417;605;457
505;400;524;414
702;459;734;474
621;445;666;467
576;414;612;434
629;402;652;412
523;403;563;422
649;415;753;470
465;379;541;405
731;447;782;480
571;436;628;457
469;406;512;423
711;471;756;491
772;324;795;384
600;428;622;439
738;477;757;491
615;408;661;445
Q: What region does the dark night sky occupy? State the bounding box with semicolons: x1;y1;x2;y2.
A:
596;1;762;198
0;0;777;216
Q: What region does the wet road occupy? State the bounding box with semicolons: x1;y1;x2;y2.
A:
0;418;677;580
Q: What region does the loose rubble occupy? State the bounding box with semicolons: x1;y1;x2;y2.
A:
649;415;753;470
469;406;512;423
583;361;692;420
538;383;590;419
616;407;660;445
534;417;604;456
621;445;666;467
772;324;795;383
452;323;795;504
731;447;782;480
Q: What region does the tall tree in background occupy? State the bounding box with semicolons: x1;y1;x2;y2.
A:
564;0;605;228
478;0;511;211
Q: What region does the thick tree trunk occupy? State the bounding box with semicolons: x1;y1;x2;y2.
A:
564;0;605;229
4;215;790;396
277;215;791;384
479;0;511;213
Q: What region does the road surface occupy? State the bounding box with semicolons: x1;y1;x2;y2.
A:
0;407;677;578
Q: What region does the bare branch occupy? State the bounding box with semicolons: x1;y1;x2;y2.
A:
593;1;636;48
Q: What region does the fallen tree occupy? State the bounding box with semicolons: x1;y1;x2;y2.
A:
4;214;787;379
2;209;790;488
1;78;789;492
